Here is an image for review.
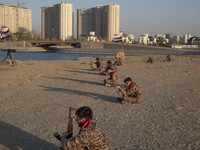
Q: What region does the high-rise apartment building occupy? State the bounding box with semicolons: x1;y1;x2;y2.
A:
77;4;120;41
172;35;180;43
41;2;73;41
164;33;173;40
0;4;32;33
183;34;192;44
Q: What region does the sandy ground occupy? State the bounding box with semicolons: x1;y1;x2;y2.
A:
0;55;200;150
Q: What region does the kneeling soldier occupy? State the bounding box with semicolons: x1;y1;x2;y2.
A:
104;67;118;87
146;57;154;63
95;57;102;71
91;57;102;71
114;57;123;66
61;106;109;150
115;77;142;104
164;55;171;62
100;60;117;76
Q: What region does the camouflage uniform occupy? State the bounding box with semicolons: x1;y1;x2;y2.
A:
146;57;154;63
114;59;123;66
123;82;142;103
111;64;117;72
101;64;117;76
104;72;118;87
94;60;102;71
64;123;109;150
165;55;171;62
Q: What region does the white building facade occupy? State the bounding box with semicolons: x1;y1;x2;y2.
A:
0;4;32;33
42;2;73;41
139;33;149;45
183;34;192;44
77;4;120;41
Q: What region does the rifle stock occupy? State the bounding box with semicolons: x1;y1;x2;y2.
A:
66;107;73;139
54;107;75;141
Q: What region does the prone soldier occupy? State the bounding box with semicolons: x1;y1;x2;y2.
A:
104;67;118;87
60;106;109;150
115;77;142;104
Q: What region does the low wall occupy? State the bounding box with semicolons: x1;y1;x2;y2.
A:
0;41;46;52
0;41;30;48
80;41;169;50
81;41;103;49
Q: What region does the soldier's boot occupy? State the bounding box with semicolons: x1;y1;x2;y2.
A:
105;84;111;87
103;79;107;85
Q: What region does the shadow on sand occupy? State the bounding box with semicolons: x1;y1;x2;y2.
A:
67;70;99;75
0;121;58;150
65;67;94;71
42;76;103;86
40;85;120;104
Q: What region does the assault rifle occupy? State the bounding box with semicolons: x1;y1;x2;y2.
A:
54;107;76;141
116;84;126;95
90;58;94;70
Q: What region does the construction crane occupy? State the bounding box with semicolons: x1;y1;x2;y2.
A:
0;1;25;8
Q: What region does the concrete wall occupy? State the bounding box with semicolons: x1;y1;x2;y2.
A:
171;44;199;49
0;41;46;51
81;41;103;49
0;41;27;47
81;41;151;50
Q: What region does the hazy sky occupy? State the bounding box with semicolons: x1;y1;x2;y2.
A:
2;0;200;38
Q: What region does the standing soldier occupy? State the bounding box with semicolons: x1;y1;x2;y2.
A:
104;67;118;87
115;77;142;104
61;106;109;150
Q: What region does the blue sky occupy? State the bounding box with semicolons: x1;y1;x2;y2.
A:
2;0;200;38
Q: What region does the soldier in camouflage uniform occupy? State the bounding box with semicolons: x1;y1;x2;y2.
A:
114;57;123;66
94;57;102;71
146;56;154;63
164;55;171;62
61;106;109;150
91;57;102;71
115;77;142;104
100;60;117;76
104;67;118;87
